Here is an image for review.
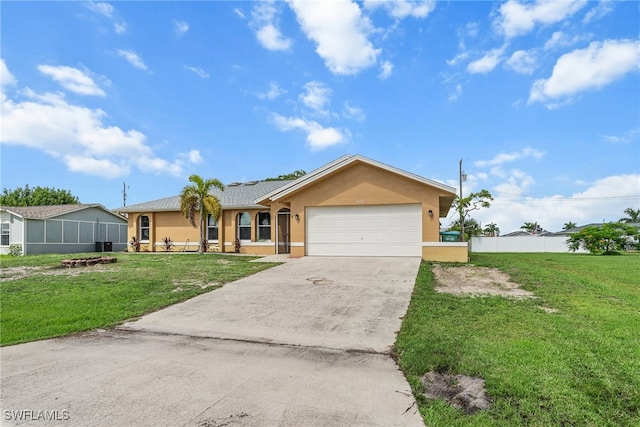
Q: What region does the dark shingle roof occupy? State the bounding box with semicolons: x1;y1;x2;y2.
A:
116;180;293;213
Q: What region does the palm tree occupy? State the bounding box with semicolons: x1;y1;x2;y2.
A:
619;207;640;223
521;221;544;234
483;222;500;237
180;174;224;254
563;221;577;230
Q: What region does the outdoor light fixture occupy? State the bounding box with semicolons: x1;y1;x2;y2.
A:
295;214;300;220
428;209;434;217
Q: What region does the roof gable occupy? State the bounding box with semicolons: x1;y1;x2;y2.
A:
255;154;456;204
0;204;125;221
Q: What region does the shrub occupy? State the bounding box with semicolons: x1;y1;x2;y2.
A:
8;244;22;256
567;222;640;254
161;237;174;252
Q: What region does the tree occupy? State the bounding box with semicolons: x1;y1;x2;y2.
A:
566;222;639;254
521;221;545;234
448;217;483;241
563;221;577;230
619;207;640;223
483;222;500;237
265;170;307;181
179;174;224;254
0;185;79;206
451;189;493;242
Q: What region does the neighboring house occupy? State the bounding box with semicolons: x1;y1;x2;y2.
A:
0;204;128;255
116;154;466;262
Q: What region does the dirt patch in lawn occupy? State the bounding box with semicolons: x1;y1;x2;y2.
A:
0;264;116;282
432;265;535;298
422;371;491;414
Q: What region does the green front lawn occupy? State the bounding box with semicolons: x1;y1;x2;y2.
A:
396;253;640;426
0;252;278;346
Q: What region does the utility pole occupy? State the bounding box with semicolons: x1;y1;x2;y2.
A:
459;159;466;242
122;181;129;207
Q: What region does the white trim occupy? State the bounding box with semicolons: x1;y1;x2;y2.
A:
290;242;304;247
422;242;468;247
223;241;273;247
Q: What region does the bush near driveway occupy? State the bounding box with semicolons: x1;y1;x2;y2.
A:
0;252;278;346
396;253;640;427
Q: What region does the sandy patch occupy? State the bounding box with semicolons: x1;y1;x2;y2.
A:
432;265;535;299
0;264;116;282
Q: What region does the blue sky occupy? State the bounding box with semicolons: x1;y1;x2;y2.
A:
1;0;639;233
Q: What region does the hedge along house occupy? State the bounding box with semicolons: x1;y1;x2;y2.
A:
0;204;129;255
117;155;467;262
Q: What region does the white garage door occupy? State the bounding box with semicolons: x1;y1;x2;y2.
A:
306;204;422;257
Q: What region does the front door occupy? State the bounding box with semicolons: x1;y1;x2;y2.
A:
276;211;290;254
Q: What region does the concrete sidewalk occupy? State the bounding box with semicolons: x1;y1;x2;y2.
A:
1;257;424;427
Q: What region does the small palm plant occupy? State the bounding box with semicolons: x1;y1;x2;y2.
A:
180;174;224;254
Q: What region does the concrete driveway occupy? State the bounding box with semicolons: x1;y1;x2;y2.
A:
1;257;423;426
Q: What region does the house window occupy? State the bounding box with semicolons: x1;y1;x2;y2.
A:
237;212;251;240
1;223;9;246
139;215;150;241
257;212;271;241
207;214;219;241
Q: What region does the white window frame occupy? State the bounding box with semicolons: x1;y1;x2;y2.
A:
256;212;271;241
1;223;9;246
139;215;150;242
207;214;219;242
237;212;251;241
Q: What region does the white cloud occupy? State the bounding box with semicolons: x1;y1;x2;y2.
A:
363;0;436;19
185;66;210;79
1;65;185;179
473;173;640;233
544;31;592;51
117;49;149;71
343;102;365;122
258;82;286;100
446;51;470;67
114;22;127;34
379;60;393;79
475;147;545;167
271;113;347;150
174;20;189;37
1;59;17;88
467;47;505;74
529;39;640;106
287;0;380;75
37;65;106;96
504;50;537;74
299;81;331;113
601;129;639;144
186;149;203;164
583;0;614;24
251;1;292;51
448;83;463;102
234;8;246;19
495;0;588;38
86;1;114;18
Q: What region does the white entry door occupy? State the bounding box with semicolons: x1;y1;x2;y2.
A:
306;204;422;257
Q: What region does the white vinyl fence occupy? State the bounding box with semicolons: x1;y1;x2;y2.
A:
470;236;587;253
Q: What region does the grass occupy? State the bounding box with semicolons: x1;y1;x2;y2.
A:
0;252;278;346
396;253;640;427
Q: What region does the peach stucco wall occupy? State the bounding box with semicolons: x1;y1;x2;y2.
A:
124;161;462;261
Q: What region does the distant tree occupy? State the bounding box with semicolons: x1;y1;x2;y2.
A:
448;217;483;241
0;185;79;206
451;189;493;242
264;170;307;181
567;222;640;254
563;221;577;230
483;222;500;237
521;221;545;234
179;174;224;254
619;207;640;223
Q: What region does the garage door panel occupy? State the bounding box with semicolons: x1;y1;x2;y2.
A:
307;204;421;257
